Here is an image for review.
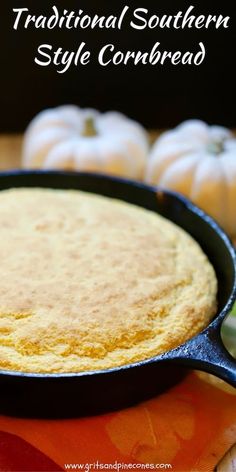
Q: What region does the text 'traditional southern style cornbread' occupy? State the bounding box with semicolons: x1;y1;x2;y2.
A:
0;188;217;373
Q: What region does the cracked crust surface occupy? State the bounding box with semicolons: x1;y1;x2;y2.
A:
0;188;217;373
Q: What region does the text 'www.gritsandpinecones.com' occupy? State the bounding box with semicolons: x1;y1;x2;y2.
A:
64;462;172;471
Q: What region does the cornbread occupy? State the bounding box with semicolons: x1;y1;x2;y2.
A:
0;188;217;373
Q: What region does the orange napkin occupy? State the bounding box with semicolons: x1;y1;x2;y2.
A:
0;372;236;472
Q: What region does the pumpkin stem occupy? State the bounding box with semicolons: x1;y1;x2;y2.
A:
82;117;97;137
207;140;225;155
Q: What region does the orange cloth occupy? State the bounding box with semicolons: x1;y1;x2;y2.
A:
0;372;236;471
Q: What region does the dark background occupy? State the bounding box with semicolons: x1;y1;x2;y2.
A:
0;0;235;132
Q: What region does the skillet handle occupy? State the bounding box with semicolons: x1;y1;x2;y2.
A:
165;325;236;388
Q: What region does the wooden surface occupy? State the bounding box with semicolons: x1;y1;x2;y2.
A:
215;444;236;471
0;134;22;170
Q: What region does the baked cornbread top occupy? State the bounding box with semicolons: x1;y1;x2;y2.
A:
0;188;217;373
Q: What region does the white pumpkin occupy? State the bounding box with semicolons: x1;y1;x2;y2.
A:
146;120;236;237
22;105;149;180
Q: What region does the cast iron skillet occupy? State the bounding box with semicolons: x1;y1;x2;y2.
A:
0;170;236;418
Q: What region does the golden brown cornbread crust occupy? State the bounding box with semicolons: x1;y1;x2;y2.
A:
0;188;217;373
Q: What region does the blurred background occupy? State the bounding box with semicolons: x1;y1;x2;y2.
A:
0;0;235;132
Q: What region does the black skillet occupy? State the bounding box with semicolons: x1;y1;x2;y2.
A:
0;170;236;418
